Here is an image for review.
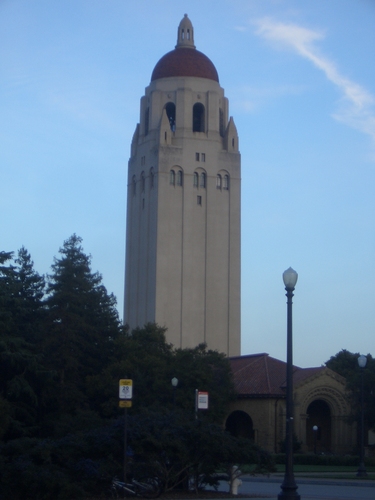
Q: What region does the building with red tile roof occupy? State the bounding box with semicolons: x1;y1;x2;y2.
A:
225;353;356;454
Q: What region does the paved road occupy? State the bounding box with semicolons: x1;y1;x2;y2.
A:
215;475;375;500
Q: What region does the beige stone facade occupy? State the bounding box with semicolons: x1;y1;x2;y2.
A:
124;15;241;356
226;354;356;454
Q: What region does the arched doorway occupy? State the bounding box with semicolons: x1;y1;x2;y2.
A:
306;400;331;453
225;410;254;440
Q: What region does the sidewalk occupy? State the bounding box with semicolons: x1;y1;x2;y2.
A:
242;472;375;487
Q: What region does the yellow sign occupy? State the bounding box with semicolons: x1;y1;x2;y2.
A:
119;379;133;399
119;400;132;408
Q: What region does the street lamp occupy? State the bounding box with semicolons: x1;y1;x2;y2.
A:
312;426;318;455
278;267;300;500
357;355;367;477
171;377;178;407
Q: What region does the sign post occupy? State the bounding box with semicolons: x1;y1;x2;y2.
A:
119;379;133;483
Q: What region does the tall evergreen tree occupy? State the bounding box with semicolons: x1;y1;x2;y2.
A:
43;235;121;424
0;249;45;440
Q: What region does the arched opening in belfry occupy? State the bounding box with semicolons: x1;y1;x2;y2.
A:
225;410;254;440
306;399;332;454
165;102;176;131
193;103;205;132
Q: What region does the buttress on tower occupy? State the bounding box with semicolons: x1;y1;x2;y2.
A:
124;15;241;356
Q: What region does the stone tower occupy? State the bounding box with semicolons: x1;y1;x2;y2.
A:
124;14;241;356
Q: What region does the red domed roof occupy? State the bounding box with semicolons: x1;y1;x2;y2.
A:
151;48;219;82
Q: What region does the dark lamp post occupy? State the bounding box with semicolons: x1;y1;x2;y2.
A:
313;426;318;455
357;355;367;477
278;267;300;500
171;377;178;407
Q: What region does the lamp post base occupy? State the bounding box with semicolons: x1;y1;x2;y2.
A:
278;478;300;500
278;487;301;499
356;464;368;478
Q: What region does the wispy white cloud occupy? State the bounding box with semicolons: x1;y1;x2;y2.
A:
253;17;375;146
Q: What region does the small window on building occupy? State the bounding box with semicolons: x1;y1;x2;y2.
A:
201;153;206;162
193;172;199;187
197;195;202;205
142;198;145;209
141;171;145;192
177;170;183;186
224;174;229;190
200;172;206;188
170;170;175;186
216;174;222;189
195;152;200;161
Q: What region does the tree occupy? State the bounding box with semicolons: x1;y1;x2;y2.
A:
0;248;45;440
14;246;46;343
42;235;122;431
127;410;275;493
326;349;375;432
89;323;236;422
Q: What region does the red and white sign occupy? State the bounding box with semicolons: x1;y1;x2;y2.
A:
197;391;209;410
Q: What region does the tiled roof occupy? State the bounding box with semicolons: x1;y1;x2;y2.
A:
229;353;325;398
151;48;219;82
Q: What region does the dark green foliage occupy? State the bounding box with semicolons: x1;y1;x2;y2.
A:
42;234;122;427
0;236;274;499
278;433;302;453
326;349;375;431
0;249;46;440
126;410;275;493
89;323;236;421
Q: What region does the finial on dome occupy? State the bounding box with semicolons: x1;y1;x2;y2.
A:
176;14;195;49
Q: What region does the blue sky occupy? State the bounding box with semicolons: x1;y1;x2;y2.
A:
1;0;374;368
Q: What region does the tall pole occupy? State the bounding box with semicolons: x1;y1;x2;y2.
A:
278;268;300;500
124;407;128;483
357;355;367;477
313;426;318;455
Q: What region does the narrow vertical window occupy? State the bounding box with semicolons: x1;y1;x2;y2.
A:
193;172;199;187
170;170;175;186
219;108;224;137
177;170;183;186
145;107;149;136
195;152;200;161
224;174;229;190
216;174;222;189
201;153;206;162
197;195;202;205
141;171;145;192
200;173;206;188
165;102;176;131
193;103;205;132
